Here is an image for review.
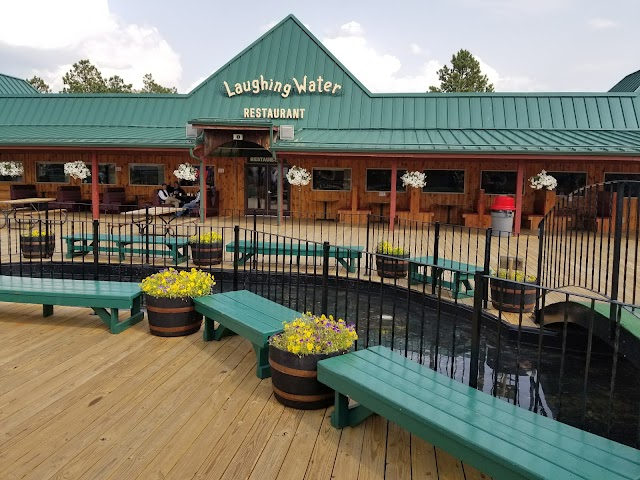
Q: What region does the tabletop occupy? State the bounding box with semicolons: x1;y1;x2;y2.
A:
0;197;56;206
121;206;180;217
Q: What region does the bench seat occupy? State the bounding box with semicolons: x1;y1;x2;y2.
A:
195;290;301;378
63;233;189;263
318;345;640;480
408;256;482;298
0;275;143;334
225;241;364;273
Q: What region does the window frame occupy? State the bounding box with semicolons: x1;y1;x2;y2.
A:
311;168;352;192
365;168;408;193
480;170;518;195
129;163;165;186
35;162;70;184
422;169;466;194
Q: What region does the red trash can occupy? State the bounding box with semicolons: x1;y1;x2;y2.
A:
490;196;516;237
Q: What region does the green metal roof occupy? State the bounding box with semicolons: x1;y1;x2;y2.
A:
0;74;39;94
0;15;638;155
274;128;640;154
609;69;640;92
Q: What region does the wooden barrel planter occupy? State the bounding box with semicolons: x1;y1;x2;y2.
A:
20;234;55;259
269;346;342;410
145;295;203;337
189;242;223;266
376;253;410;279
490;278;537;313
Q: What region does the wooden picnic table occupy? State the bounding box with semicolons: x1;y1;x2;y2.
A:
0;197;62;229
119;206;184;235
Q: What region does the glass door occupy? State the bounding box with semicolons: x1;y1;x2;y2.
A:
245;164;289;215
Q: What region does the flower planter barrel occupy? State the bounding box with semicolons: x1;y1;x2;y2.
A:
376;253;410;279
490;278;537;313
190;242;223;266
20;235;55;259
145;295;202;337
269;346;338;410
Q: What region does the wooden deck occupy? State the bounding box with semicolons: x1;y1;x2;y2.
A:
0;304;490;480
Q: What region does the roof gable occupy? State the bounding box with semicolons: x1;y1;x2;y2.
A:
0;74;39;94
610;69;640;93
186;15;372;129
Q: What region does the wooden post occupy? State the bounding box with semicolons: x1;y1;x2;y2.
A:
409;185;420;215
389;160;397;231
514;161;524;234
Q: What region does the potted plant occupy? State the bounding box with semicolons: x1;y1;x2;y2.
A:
529;170;557;215
20;227;55;258
376;241;410;278
269;312;358;410
490;268;537;313
140;268;215;337
188;231;223;265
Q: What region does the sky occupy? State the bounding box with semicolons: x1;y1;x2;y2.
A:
0;0;638;94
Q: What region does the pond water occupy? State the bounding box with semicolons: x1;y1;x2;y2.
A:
254;282;640;448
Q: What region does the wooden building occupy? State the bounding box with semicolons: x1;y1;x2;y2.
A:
0;16;639;231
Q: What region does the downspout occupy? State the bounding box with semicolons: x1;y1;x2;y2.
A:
190;145;205;223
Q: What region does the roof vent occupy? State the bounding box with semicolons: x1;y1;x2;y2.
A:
185;123;199;138
279;125;294;140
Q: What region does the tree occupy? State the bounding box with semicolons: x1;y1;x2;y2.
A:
139;73;177;94
429;49;494;93
27;76;51;93
105;75;133;93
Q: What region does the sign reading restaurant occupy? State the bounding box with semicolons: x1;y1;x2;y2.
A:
223;74;342;119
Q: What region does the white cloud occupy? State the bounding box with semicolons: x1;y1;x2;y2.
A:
340;21;364;35
259;21;278;33
0;0;182;92
587;18;618;30
323;22;441;92
323;21;545;93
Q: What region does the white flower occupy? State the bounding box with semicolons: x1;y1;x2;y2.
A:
174;163;198;181
63;161;91;180
0;161;23;177
401;171;427;189
286;166;311;186
529;170;557;191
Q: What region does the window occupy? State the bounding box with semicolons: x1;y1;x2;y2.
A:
312;168;351;191
546;172;587;196
481;171;517;195
36;162;68;183
130;164;165;186
604;173;640;197
80;163;116;184
366;169;407;192
423;169;465;193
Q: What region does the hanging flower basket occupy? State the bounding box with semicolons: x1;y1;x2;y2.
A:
63;161;91;180
401;171;427;189
0;161;23;178
286;166;311;187
174;163;198;182
529;170;557;191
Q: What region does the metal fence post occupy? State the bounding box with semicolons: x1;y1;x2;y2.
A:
321;241;330;315
92;219;100;281
469;270;485;389
233;225;239;291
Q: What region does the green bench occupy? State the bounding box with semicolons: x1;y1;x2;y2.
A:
0;275;144;334
63;233;189;263
317;345;640;480
225;241;364;273
408;256;482;298
194;290;301;378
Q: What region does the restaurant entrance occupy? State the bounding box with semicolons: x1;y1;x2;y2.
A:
245;163;289;215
